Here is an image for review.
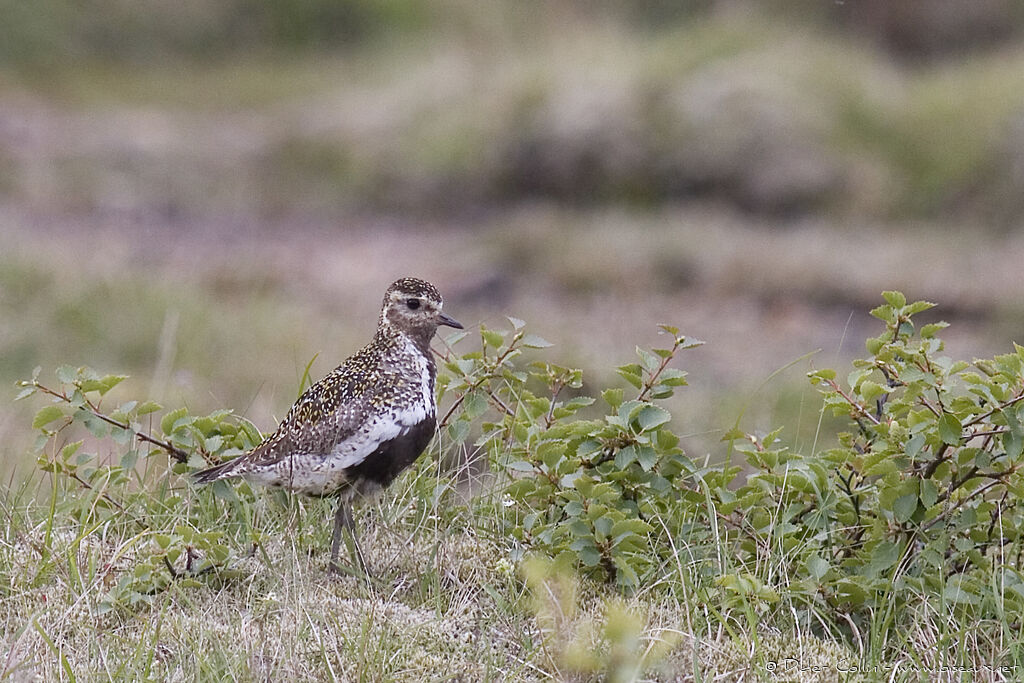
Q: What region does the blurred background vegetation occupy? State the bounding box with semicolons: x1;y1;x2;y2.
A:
3;0;1024;474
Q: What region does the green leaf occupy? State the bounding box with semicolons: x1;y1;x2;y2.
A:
33;405;65;429
521;334;553;349
905;300;937;316
943;575;981;605
657;368;689;387
61;440;83;461
481;329;505;348
864;458;898;477
635;405;671;432
1004;431;1024;460
576;545;601;567
882;291;906;308
161;407;189;436
905;434;926;460
444;330;469;346
865;337;885;354
610;518;653;539
447;419;471;444
938;413;962;446
55;365;78;384
77;409;110;438
720;428;746;442
807;368;836;385
612;556;640;588
136;400;162;416
892;493;918;524
616;364;643;389
806;555;830;580
80;374;128;395
920;479;938;508
462;391;489;419
859;380;886;402
602;388;623;409
869;305;895;323
636;446;659;471
593;515;613;539
614;445;637;469
869;541;901;574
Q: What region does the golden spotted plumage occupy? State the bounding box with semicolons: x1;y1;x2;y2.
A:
192;277;463;574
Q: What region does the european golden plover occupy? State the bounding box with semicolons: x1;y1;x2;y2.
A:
193;277;462;574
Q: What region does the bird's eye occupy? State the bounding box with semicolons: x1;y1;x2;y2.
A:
406;298;420;310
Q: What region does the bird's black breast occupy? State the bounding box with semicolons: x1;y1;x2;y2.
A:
345;416;437;491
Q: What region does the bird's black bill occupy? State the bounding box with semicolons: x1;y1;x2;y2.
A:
438;312;463;329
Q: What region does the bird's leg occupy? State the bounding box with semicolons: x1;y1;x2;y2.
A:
329;500;370;579
329;501;346;573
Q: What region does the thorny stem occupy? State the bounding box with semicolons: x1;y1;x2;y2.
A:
32;382;189;463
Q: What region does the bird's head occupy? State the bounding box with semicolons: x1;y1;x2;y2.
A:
379;278;463;343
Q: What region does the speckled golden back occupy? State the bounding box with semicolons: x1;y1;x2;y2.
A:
192;277;463;497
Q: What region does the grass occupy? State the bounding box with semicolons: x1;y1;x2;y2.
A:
0;422;863;682
5;301;1024;681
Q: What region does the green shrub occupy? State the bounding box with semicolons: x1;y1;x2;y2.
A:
438;319;703;589
438;294;1024;639
722;292;1024;626
17;364;263;610
15;290;1024;668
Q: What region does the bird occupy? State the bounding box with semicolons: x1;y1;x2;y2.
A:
192;277;463;575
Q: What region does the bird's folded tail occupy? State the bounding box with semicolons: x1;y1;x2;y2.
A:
192;458;243;485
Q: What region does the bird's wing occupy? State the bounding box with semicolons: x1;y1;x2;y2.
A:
243;361;377;468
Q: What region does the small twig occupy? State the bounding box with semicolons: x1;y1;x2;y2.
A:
916;396;942;419
439;337;521;428
836;469;862;528
969;429;1009;438
68;472;124;511
34;382;189;463
637;339;682;402
544;379;566;428
963;391;1024;428
875;365;900;419
920;444;950;479
924;474;1013;532
160;554;220;583
824;378;881;426
948;494;1014;576
486;388;515;419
